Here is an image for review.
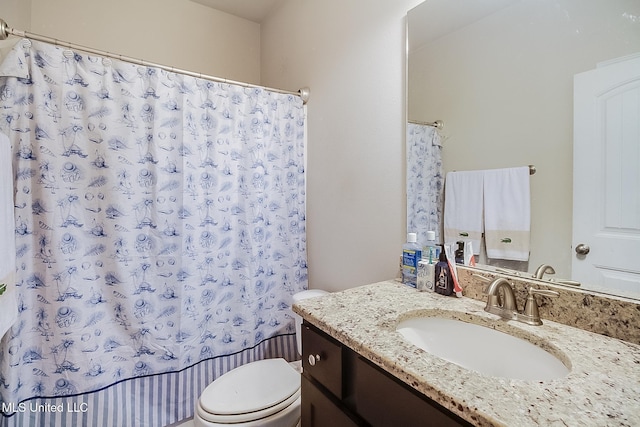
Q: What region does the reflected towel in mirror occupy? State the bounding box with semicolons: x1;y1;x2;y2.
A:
443;170;484;254
483;166;531;261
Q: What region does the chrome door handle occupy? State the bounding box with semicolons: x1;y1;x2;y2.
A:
308;354;321;366
575;244;590;255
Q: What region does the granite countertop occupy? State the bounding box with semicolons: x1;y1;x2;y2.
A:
292;280;640;427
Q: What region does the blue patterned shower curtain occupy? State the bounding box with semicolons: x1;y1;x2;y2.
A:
407;123;443;246
0;39;307;426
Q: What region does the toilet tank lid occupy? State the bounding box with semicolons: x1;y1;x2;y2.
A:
293;289;328;303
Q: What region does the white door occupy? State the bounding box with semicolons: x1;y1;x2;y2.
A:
573;54;640;299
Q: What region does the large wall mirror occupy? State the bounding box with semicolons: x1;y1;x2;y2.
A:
407;0;640;299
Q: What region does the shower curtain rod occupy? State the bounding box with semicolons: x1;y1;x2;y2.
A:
0;18;310;104
408;119;444;130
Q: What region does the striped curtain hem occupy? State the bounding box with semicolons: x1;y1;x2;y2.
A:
1;333;297;427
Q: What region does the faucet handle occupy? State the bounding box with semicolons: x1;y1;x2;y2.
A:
522;288;559;325
529;288;559;298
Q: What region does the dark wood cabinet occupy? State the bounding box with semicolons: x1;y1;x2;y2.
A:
301;322;473;427
301;375;359;427
301;319;343;399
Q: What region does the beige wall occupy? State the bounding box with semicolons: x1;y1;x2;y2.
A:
409;0;640;279
1;0;31;31
261;0;423;292
3;0;261;85
0;0;31;52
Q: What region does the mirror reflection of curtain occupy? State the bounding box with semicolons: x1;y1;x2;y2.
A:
406;123;443;246
0;39;307;426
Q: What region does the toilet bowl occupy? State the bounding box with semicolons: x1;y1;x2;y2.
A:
194;289;328;427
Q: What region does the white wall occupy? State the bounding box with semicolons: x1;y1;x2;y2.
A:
261;0;423;292
409;0;640;279
4;0;261;85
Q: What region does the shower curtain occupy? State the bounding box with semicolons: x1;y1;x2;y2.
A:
406;123;443;246
0;39;307;426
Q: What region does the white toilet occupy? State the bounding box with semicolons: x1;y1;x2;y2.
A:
194;289;329;427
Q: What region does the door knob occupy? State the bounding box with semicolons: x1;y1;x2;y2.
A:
575;244;590;255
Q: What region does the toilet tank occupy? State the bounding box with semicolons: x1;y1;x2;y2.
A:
292;289;329;356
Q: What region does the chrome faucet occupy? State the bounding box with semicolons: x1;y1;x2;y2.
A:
533;264;556;279
484;278;559;326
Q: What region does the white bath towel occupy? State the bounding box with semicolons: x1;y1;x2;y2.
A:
483;167;531;261
443;171;484;255
0;131;18;338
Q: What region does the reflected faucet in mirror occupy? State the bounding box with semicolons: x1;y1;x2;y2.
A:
533;264;555;280
532;263;582;287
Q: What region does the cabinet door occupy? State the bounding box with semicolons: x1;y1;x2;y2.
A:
302;323;343;398
353;356;472;427
301;376;360;427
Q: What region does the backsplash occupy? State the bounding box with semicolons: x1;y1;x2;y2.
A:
456;266;640;345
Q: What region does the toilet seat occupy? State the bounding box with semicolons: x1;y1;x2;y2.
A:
198;358;300;424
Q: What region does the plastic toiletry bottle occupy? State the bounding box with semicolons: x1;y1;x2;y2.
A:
417;259;436;292
402;232;422;288
434;251;453;296
417;231;437;292
423;231;438;264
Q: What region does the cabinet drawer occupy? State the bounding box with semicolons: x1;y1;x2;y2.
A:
302;323;343;399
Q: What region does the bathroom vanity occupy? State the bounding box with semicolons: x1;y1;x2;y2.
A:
293;281;640;427
301;322;472;426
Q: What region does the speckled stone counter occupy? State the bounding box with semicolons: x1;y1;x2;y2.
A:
456;266;640;345
293;281;640;427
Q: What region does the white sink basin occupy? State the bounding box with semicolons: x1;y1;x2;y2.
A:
396;316;570;381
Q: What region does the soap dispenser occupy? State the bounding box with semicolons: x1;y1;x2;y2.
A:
434;251;453;296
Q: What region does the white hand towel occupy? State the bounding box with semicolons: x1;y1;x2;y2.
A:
0;131;18;338
443;171;484;255
483;167;531;261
